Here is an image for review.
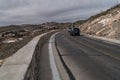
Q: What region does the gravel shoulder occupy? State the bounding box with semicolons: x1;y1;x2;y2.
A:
83;33;120;45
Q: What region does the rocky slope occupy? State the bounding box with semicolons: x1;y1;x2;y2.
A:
79;4;120;40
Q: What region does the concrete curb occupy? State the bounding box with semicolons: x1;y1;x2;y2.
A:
49;33;61;80
51;32;70;80
24;31;57;80
0;31;56;80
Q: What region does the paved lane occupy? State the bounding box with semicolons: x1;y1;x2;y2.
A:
55;31;120;80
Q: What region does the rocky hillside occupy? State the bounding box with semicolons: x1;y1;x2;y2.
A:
79;4;120;40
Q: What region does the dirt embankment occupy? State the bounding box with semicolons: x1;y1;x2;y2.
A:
79;4;120;40
0;21;68;66
0;25;55;61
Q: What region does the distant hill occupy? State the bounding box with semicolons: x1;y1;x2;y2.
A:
1;4;120;40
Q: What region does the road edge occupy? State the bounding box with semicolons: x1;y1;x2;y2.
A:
50;32;70;80
49;33;61;80
83;34;120;45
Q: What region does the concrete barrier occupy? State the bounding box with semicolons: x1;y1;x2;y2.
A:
24;31;56;80
0;31;56;80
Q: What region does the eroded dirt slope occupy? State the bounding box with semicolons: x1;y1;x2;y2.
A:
79;4;120;40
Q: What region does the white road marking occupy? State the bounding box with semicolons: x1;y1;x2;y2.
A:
49;33;61;80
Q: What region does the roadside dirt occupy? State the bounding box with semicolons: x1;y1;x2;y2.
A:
0;35;34;60
0;28;50;66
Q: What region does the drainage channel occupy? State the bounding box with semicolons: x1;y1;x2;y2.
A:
24;31;56;80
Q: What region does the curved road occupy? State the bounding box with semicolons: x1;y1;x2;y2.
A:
55;31;120;80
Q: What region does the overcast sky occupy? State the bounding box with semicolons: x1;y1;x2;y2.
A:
0;0;119;26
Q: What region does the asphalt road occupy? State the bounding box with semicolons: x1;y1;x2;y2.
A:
55;31;120;80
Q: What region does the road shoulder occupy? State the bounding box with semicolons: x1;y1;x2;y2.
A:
50;32;70;80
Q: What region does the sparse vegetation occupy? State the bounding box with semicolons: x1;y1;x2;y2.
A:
79;4;120;40
0;23;59;59
0;4;120;60
85;4;120;23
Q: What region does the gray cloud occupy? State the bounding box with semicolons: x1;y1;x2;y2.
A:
0;0;119;25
